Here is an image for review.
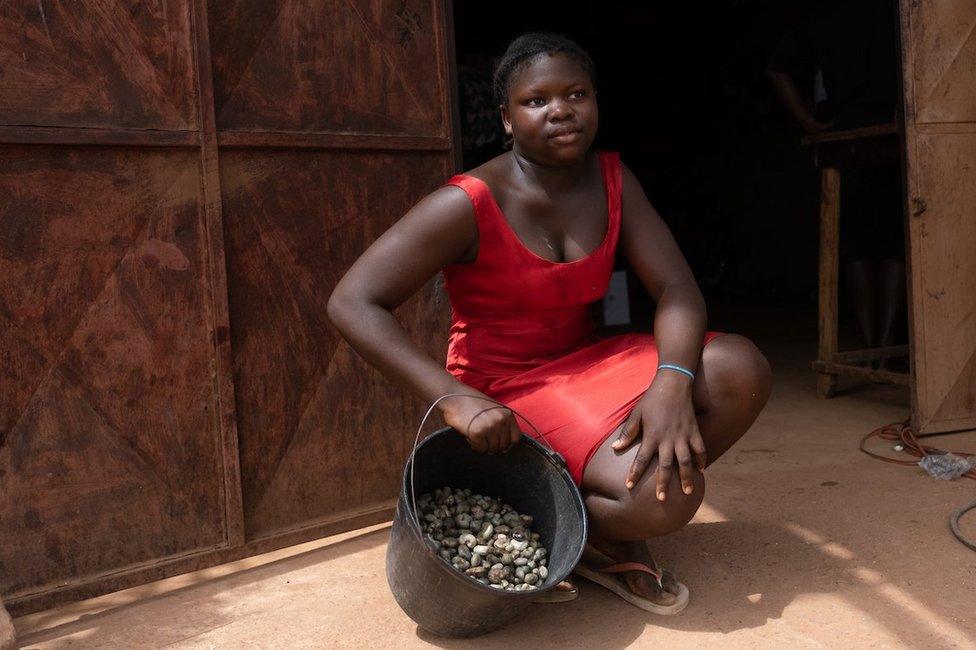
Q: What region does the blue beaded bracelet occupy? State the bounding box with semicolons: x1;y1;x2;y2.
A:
658;363;696;381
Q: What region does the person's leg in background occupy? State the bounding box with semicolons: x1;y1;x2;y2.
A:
846;259;880;351
841;164;907;368
874;164;908;369
877;257;906;350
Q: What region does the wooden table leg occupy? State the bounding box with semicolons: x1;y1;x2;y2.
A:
817;166;840;398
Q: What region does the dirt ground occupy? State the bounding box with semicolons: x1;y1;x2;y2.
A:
13;309;976;649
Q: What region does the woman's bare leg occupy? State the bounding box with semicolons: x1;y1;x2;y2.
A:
579;334;772;604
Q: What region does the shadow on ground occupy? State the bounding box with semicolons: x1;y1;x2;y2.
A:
416;516;975;649
412;521;813;648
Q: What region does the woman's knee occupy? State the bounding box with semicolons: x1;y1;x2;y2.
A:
616;470;705;539
701;334;772;409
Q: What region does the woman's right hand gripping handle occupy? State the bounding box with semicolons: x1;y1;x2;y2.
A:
439;393;523;454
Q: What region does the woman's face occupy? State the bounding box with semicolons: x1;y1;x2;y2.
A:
501;53;598;166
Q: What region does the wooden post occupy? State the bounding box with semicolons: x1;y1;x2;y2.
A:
817;167;841;398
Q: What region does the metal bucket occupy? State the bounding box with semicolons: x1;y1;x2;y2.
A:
386;416;587;638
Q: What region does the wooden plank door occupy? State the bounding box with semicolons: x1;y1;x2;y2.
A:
0;0;244;610
209;0;455;543
1;0;457;615
900;0;976;434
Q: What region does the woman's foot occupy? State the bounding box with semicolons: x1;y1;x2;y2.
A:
582;538;683;607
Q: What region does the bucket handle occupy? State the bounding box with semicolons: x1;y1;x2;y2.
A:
408;393;564;538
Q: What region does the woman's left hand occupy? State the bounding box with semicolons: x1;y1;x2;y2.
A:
611;372;706;501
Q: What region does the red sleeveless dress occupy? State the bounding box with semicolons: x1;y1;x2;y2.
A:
442;152;720;485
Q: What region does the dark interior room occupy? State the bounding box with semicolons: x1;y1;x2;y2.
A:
453;1;898;347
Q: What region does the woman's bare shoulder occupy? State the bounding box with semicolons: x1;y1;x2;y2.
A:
405;183;476;242
459;151;513;189
394;178;483;266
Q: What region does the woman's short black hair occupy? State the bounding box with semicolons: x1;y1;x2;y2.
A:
492;32;596;106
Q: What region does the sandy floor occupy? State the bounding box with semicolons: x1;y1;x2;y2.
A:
14;311;976;649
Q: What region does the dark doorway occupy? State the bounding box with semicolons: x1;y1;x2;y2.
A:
453;1;831;336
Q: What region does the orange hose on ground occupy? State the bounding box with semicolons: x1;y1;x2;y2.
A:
860;420;976;552
859;419;976;480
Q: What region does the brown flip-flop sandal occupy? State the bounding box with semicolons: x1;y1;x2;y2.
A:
574;551;689;615
530;580;579;604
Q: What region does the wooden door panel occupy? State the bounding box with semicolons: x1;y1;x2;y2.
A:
1;0;456;615
901;0;976;434
219;149;451;539
0;147;227;597
0;1;198;129
908;133;976;431
209;0;446;135
906;2;976;123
